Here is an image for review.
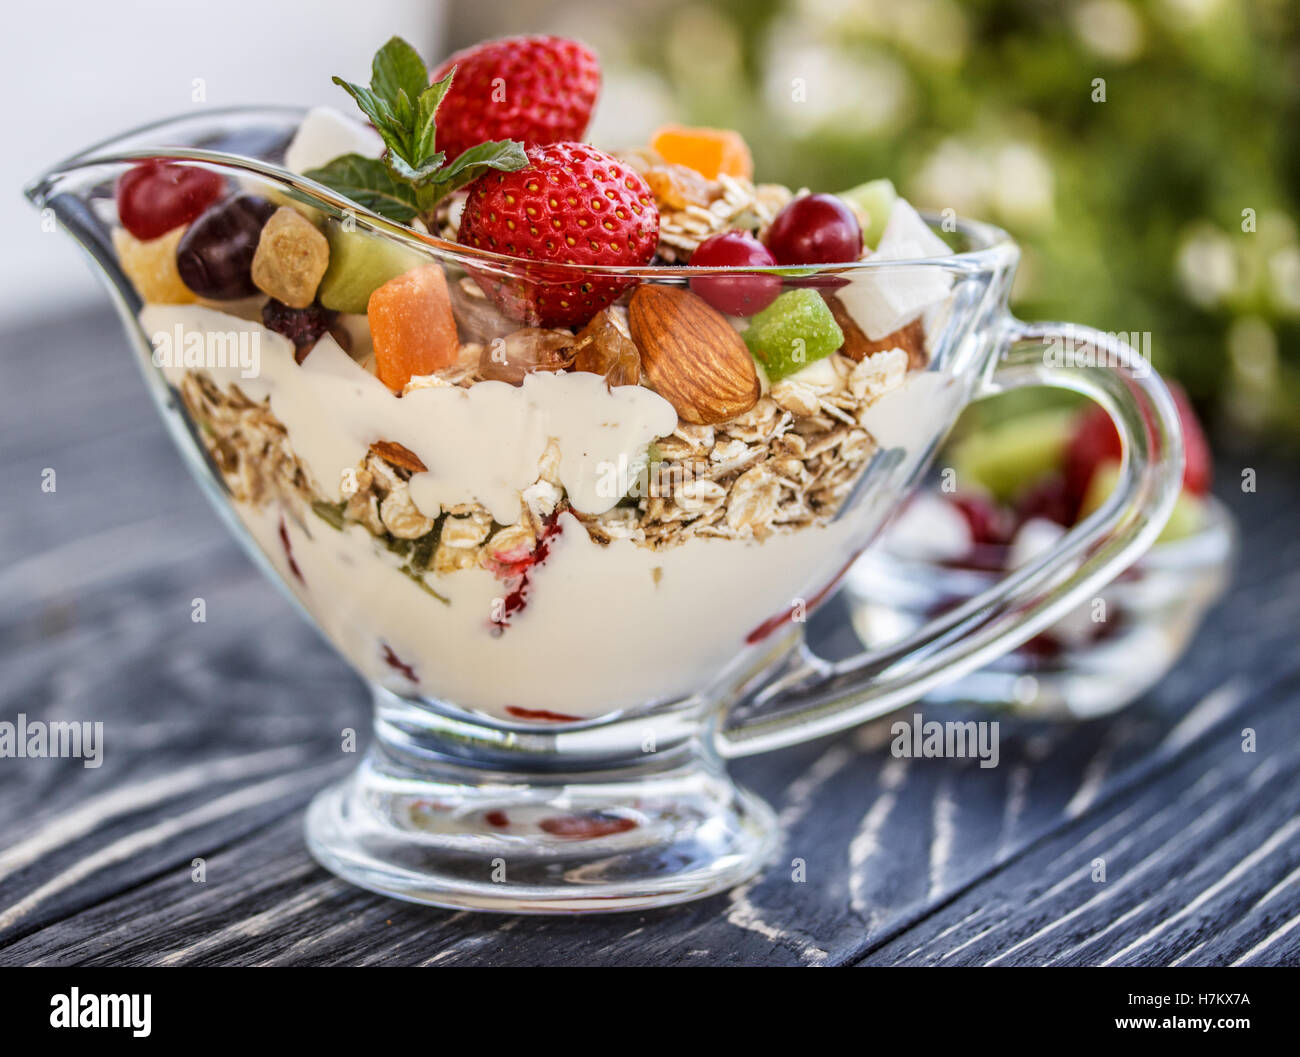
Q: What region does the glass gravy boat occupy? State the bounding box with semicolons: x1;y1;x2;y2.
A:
28;108;1184;912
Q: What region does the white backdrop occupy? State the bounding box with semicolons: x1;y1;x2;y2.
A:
5;0;445;328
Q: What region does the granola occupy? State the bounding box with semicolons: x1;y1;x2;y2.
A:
176;336;906;577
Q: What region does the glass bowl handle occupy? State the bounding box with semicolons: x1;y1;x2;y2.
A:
714;317;1186;758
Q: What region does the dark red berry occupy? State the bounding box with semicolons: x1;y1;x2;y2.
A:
688;231;781;316
950;493;1013;547
116;160;224;241
176;195;276;300
764;193;863;266
262;299;337;362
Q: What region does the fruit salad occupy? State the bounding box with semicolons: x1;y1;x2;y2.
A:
114;34;961;720
877;383;1215;657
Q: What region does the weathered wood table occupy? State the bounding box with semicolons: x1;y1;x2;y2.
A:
1;309;1297;967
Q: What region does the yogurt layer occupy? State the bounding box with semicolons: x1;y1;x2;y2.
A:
141;305;677;523
142;305;950;720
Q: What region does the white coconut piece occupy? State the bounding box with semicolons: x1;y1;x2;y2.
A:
836;199;956;340
285;106;385;175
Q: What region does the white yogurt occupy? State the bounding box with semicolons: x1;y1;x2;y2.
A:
141;305;677;522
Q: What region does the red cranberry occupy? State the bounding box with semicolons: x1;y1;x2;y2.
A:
116;160;224;241
689;231;781;316
764;193;863;266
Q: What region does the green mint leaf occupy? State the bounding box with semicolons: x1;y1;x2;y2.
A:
386;149;448;188
412;70;455;168
331;77;409;156
429;139;530;195
324;38;528;226
370;37;429;113
302;154;421;224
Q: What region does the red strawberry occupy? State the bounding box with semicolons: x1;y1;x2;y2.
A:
1064;381;1211;507
457;142;659;327
431;36;600;162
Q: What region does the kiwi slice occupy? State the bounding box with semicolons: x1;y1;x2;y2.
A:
838;178;897;249
318;228;422;314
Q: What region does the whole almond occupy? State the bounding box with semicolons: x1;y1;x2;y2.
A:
628;286;760;425
826;294;928;370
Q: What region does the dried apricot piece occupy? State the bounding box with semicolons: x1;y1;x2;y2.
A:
649;124;753;182
113;225;196;305
642;163;718;210
367;265;460;391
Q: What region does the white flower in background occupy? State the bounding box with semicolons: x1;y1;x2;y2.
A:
891;0;969;67
1228;316;1277;385
666;5;743;91
1072;0;1146;62
991;142;1055;227
806;0;967;65
1160;0;1223;25
585;69;677;149
913;138;1054;227
1175;223;1238;308
1269;247;1300;315
1225;316;1278;428
913;138;991;218
762;23;911;135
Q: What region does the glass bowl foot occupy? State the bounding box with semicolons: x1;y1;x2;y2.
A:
305;741;776;914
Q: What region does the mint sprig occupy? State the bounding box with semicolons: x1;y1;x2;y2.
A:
304;36;527;227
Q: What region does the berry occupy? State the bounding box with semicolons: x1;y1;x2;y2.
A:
457;142;659;327
175;195;277;300
742;288;843;380
116;160;225;241
689;231;780;316
262;299;337;362
430;36;600;162
1064;381;1211;507
1013;474;1073;528
950;494;1013;547
764;193;863;266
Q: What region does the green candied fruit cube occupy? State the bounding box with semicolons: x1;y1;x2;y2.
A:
743;289;844;381
838;178;897;249
317;226;422;314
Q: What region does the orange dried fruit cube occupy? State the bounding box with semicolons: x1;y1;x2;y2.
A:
649;125;753;182
367;265;460;391
113;225;196;305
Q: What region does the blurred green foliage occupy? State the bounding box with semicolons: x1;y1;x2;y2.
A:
594;0;1300;442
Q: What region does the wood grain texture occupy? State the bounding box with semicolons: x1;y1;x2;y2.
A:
0;309;1297;966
